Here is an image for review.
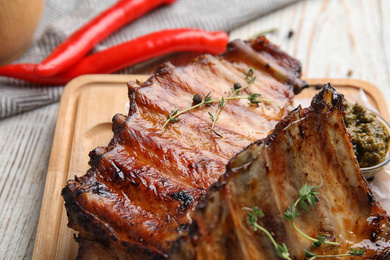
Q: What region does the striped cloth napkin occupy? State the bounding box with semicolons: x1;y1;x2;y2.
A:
0;0;299;118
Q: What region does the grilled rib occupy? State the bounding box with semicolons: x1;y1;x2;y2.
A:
61;36;308;259
169;84;390;260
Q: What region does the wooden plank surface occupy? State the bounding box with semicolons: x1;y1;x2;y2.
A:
1;0;390;259
30;75;388;259
0;103;59;259
229;0;390;108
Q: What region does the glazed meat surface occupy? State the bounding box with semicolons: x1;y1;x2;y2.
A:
61;36;308;259
169;84;390;260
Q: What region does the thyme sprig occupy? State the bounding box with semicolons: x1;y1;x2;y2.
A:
161;93;271;130
161;67;272;132
247;207;292;260
282;184;339;247
209;67;257;136
245;66;256;84
247;185;366;259
161;92;211;130
304;247;366;260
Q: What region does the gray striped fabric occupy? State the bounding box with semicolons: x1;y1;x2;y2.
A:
0;0;299;118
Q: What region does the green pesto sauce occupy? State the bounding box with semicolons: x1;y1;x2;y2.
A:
343;101;390;168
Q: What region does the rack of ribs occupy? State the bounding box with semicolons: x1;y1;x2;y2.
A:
169;84;390;260
61;36;308;259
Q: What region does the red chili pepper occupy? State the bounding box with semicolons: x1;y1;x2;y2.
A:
35;0;177;77
0;63;70;85
63;28;229;75
0;29;229;85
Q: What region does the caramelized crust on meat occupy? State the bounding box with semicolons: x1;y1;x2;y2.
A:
169;84;390;260
62;36;308;259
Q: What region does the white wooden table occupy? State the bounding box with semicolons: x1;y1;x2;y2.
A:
1;0;390;259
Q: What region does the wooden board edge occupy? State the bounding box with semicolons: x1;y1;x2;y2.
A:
304;78;390;120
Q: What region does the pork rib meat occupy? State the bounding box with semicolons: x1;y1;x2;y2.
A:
169;84;390;260
61;36;308;259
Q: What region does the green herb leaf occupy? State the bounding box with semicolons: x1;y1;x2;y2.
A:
246;66;254;76
276;243;290;259
208;112;215;122
349;247;366;256
170;118;180;123
169;108;179;117
248;93;262;104
204;92;212;105
169;108;180;123
299;184;320;210
247;76;256;84
308;195;317;208
245;67;256;84
247;206;264;231
253;206;264;218
299;199;309;212
247;206;264;228
312;234;326;248
218;97;225;109
304;249;317;258
283;205;300;221
212;129;223;138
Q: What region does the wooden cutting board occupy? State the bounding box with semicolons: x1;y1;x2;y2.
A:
32;75;390;260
